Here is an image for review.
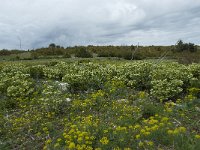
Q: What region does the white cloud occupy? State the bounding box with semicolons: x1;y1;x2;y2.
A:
0;0;200;49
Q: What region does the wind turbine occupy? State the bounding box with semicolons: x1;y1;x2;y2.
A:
131;42;139;60
17;36;22;50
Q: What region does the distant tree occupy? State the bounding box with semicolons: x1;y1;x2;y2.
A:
0;49;10;55
56;45;61;49
131;45;135;60
176;40;184;52
188;43;197;52
49;43;56;55
175;40;197;52
49;43;56;48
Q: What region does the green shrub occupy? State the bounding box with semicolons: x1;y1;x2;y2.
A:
75;47;93;58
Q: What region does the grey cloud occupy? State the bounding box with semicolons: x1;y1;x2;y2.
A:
0;0;200;49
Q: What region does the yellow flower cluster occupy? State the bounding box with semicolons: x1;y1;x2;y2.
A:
195;135;200;139
185;94;196;101
140;116;168;136
116;126;127;132
138;140;154;147
63;124;94;150
100;137;109;145
167;127;186;135
164;101;176;113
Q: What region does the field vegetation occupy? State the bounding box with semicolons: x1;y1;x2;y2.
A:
0;59;200;150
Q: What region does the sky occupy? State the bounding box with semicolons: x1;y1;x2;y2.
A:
0;0;200;49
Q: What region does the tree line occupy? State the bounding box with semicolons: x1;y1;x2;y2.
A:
175;40;197;52
0;40;199;63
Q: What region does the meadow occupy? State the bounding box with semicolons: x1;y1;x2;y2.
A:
0;58;200;150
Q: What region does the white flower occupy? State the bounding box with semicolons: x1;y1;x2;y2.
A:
57;82;69;91
66;98;71;102
117;99;127;103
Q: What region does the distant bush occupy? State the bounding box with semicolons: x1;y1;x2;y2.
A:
175;40;197;52
63;52;71;58
0;49;24;56
75;47;93;58
96;47;144;60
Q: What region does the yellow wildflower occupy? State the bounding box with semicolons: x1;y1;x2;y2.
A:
77;137;83;143
178;127;186;133
151;125;159;131
138;141;144;147
146;141;154;146
136;134;140;139
85;136;90;140
173;129;179;135
69;129;75;134
140;129;146;134
159;123;164;127
57;138;62;142
134;124;141;129
46;139;52;144
195;135;200;139
100;137;109;145
68;142;76;149
43;145;47;150
103;130;108;133
54;143;60;148
167;130;174;135
143;131;150;136
148;119;158;125
161;117;169;122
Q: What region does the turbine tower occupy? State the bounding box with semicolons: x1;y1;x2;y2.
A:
17;36;22;50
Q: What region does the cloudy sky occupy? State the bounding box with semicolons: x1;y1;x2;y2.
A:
0;0;200;49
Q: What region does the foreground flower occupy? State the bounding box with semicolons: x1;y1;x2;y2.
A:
68;142;76;149
100;137;109;145
195;135;200;139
